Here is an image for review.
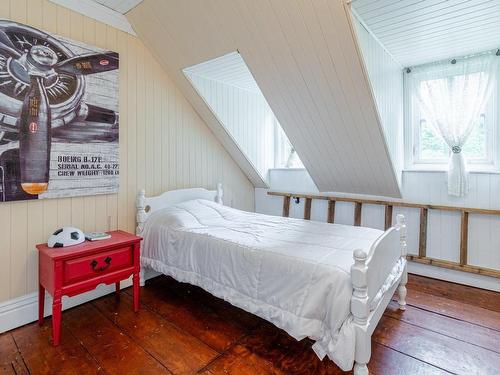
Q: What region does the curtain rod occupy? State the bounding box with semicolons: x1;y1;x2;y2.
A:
406;48;500;73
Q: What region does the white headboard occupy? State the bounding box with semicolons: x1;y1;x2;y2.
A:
136;183;223;235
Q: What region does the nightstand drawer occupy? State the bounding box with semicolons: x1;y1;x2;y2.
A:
63;246;133;284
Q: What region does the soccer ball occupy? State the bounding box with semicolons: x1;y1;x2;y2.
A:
48;227;85;248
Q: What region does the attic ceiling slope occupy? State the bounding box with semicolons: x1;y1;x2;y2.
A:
352;0;500;67
127;0;401;197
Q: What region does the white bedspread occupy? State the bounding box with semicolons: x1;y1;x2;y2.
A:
141;199;384;370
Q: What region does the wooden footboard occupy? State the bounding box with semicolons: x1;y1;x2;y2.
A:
350;214;407;375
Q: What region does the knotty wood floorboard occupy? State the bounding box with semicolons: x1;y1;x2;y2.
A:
402;288;500;331
384;301;500;353
407;274;500;312
63;303;169;374
373;316;500;374
0;333;29;375
11;320;102;375
135;278;248;352
93;293;218;374
1;274;498;374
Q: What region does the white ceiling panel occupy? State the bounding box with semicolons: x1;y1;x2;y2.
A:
93;0;143;14
184;52;261;93
352;0;500;67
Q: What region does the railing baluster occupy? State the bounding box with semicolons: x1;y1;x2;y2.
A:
268;190;499;279
460;211;469;266
282;196;290;217
327;200;336;224
354;202;362;226
384;205;393;230
419;208;428;258
304;198;312;220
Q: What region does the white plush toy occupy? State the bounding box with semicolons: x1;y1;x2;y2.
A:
48;227;85;248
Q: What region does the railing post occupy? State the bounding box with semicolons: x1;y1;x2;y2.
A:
304;197;312;220
282;195;291;217
384;205;393;230
418;208;428;258
460;211;469;266
327;200;336;223
354;202;362;226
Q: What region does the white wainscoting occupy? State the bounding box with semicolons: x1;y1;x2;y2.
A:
256;169;500;291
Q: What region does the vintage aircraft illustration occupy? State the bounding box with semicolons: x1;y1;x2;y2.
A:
0;20;119;201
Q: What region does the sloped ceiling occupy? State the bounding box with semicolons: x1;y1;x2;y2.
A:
93;0;144;14
352;0;500;67
127;0;401;197
183;52;261;94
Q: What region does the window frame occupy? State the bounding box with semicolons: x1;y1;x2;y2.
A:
404;65;499;172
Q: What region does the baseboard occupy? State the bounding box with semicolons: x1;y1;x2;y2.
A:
408;262;500;292
0;269;160;334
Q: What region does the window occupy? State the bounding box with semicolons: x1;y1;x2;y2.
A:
183;52;303;183
405;62;498;170
274;120;304;168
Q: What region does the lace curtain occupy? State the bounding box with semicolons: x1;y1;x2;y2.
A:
410;51;499;197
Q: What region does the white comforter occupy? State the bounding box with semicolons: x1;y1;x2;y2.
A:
141;199;384;370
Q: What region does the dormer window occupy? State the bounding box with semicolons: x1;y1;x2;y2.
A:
405;52;498;175
183;52;303;182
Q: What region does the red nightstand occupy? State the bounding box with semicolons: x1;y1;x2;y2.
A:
37;230;142;346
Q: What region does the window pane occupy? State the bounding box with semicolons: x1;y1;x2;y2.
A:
419;120;448;160
274;122;304;168
462;115;486;160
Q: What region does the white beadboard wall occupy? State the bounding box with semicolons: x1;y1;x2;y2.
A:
352;16;404;184
256;169;500;290
0;0;254;304
186;73;275;180
351;0;500;67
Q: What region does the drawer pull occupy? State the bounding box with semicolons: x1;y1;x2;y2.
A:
90;257;112;272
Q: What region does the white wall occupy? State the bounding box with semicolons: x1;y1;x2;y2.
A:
186;74;275;180
0;0;254;305
353;16;404;185
256;169;500;291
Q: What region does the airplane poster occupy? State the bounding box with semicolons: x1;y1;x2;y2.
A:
0;19;119;202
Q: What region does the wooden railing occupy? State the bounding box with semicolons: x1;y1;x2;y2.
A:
268;191;500;279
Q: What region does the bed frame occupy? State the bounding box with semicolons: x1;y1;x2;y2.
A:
136;184;407;375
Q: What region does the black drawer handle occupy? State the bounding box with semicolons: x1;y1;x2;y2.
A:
90;256;112;272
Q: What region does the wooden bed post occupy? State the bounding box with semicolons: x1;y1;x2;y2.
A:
351;249;370;375
396;214;407;310
136;189;147;287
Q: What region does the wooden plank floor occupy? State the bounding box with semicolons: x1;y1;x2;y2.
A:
1;274;499;375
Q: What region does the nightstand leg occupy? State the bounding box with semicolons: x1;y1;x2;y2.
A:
52;297;62;346
38;284;45;326
133;273;140;312
115;281;120;296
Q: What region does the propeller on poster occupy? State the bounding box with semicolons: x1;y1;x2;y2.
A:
0;20;119;202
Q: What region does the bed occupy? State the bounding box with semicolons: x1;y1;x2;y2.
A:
136;184;407;375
